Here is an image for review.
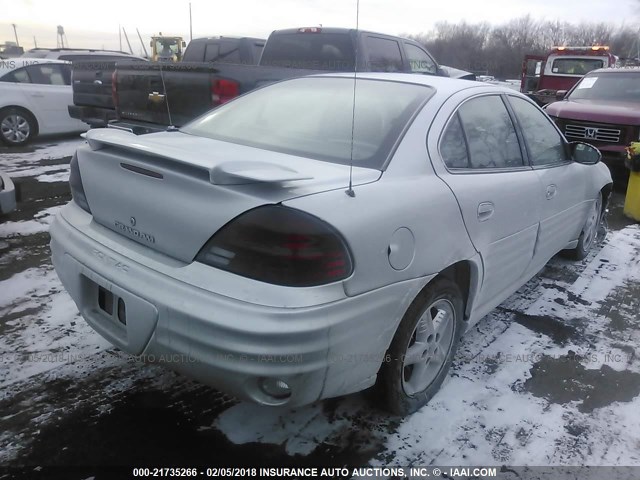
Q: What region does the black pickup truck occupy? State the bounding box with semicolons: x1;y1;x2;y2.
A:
68;37;264;127
83;27;473;133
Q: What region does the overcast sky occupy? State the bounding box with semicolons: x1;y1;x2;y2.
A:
0;0;637;54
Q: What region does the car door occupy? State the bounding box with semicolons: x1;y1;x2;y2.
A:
0;66;37;115
506;95;589;269
432;93;541;312
24;63;82;134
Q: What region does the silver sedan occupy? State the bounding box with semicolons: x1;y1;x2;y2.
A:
50;73;612;415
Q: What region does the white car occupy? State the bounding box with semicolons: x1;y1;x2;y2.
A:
51;74;612;415
0;58;88;146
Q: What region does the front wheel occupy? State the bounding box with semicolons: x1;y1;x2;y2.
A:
377;278;464;416
565;192;603;261
0;108;36;146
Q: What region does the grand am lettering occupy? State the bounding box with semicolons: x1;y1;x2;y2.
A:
114;221;156;244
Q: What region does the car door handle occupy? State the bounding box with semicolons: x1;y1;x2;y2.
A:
546;185;557;200
477;202;495;222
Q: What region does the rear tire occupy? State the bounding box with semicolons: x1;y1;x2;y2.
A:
565;192;603;261
377;278;464;416
0;107;37;146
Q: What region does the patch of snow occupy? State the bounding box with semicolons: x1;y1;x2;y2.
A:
0;206;61;237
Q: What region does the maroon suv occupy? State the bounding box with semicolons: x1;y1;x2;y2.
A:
545;67;640;166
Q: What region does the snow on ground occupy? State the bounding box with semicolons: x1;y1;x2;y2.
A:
379;227;640;467
0;206;62;237
1;137;84;176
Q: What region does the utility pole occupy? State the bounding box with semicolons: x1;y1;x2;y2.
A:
12;24;19;46
119;24;122;51
33;36;38;48
189;2;193;41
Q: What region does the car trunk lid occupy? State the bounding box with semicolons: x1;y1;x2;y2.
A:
78;129;380;262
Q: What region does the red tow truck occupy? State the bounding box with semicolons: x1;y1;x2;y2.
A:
520;46;617;105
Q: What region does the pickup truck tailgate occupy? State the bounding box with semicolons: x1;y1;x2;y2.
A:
116;62;218;126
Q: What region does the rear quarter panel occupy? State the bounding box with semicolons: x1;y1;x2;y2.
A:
284;100;477;298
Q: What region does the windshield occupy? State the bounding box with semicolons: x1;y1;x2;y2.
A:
260;33;356;71
155;39;180;56
182;77;433;169
551;58;604;75
568;71;640;101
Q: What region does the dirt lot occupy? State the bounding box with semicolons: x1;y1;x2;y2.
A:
1;135;640;479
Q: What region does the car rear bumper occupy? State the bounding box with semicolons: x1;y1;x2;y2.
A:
68;105;116;128
0;171;17;215
50;202;429;406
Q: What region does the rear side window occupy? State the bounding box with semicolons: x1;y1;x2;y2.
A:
204;40;241;63
183;77;433;169
260;33;355;71
0;67;31;83
25;64;70;85
508;96;566;166
440;113;469;168
404;43;437;74
455;95;523;169
365;36;403;72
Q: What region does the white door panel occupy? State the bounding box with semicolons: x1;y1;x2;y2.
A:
533;164;589;265
440;170;541;309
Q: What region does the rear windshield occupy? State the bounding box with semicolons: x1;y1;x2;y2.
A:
551;58;604;75
260;33;356;71
568;71;640;101
182;77;433;169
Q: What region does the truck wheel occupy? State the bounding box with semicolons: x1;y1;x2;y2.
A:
377;277;464;416
0;108;37;146
565;192;603;261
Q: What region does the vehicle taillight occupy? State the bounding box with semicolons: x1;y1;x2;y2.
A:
69;153;91;214
195;205;353;287
211;79;239;106
297;27;322;33
111;70;119;111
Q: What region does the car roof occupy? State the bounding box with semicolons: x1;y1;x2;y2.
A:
0;57;69;74
190;36;265;43
24;48;133;58
307;72;513;97
587;66;640;75
270;27;417;42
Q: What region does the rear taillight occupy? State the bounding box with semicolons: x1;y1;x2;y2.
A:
111;70;119;111
195;205;353;287
211;78;239;106
69;153;91;214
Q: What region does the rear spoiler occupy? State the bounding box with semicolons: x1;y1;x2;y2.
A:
82;129;313;185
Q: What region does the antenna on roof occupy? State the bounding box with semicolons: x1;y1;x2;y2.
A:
158;62;175;130
345;0;359;198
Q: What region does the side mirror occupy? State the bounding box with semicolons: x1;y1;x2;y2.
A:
182;41;186;47
556;90;568;100
570;142;601;165
436;66;449;78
